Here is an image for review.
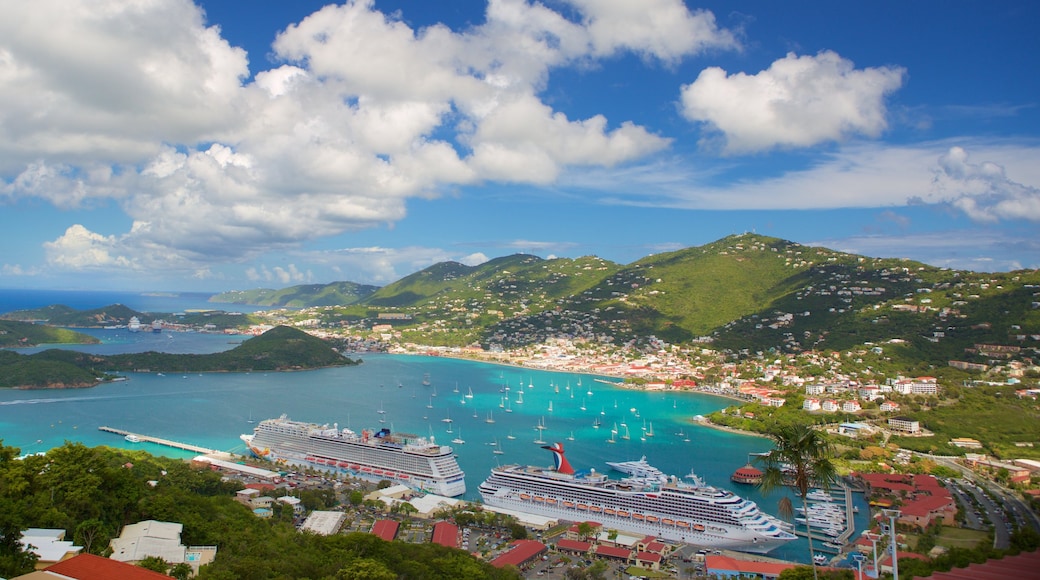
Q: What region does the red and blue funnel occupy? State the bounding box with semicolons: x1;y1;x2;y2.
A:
542;442;574;474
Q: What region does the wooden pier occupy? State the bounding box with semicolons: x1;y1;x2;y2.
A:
98;426;219;455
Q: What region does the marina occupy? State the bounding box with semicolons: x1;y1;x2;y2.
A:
1;349;862;563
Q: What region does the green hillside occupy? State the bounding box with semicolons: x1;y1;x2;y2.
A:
0;320;100;348
1;303;144;327
1;326;357;388
210;281;379;307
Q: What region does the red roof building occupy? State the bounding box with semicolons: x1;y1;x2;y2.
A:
370;519;399;542
634;551;662;570
18;553;172;580
490;540;547;569
556;539;592;553
431;521;459;549
592;544;632;561
705;554;796;579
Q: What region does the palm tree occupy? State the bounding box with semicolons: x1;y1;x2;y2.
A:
755;424;837;580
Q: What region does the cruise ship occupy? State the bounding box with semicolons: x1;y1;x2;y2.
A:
478;443;795;553
242;415;466;497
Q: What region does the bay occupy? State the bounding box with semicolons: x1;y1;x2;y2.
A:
0;327;867;565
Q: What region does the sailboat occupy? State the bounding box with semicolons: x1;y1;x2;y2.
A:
607;429;616;444
567;431;575;441
580;399;587;411
451;427;464;444
453;382;460;394
466;386;474;399
499;396;505;408
426;397;434;409
593;417;602;429
533;427;546;445
432;385;438;397
536;416;547;430
646;421;655;437
486;411;495;424
547;401;553;413
505;399;513;413
516;391;524;405
506;430;516;440
621;424;630;440
377;402;386;414
422;373;431;386
441;409;453;423
493;439;504;455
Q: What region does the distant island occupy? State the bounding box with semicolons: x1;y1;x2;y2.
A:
0;319;99;348
0;326;359;389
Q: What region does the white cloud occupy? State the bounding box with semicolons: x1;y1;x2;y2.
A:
679;51;905;153
3;0;718;275
931;146;1040;222
565;0;739;61
42;225;133;270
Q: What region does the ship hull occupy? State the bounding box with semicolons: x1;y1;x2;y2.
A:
479;491;789;553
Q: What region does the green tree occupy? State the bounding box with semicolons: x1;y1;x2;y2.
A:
756;424;837;580
73;518;109;555
137;555;169;573
170;562;193;580
336;557;396;580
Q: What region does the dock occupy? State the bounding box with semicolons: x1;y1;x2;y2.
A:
98;426;219;455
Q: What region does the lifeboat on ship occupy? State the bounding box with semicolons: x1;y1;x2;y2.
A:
693;523;705;531
677;521;691;528
589;506;602;513
338;462;350;468
563;501;575;508
662;518;675;525
546;498;558;505
577;504;589;510
633;513;645;521
604;508;617;515
617;510;629;517
645;515;659;523
520;493;532;500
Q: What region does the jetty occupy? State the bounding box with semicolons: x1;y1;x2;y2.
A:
98;426;219;455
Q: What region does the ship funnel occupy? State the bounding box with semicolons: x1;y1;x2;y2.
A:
541;442;574;475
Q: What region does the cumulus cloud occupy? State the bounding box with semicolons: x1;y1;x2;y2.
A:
932;146;1040;222
679;51;905;153
3;0;721;274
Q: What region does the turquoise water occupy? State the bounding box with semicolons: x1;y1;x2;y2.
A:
0;334;867;565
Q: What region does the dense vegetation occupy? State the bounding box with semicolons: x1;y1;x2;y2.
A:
228;235;1039;368
0;327;358;388
210;281;379;308
0;319;98;348
0;442;517;579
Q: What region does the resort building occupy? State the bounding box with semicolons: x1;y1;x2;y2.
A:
888;417;921;433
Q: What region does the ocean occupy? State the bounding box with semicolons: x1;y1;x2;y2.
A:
0;291;867;565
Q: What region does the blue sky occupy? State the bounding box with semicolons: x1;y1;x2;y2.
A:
1;0;1038;292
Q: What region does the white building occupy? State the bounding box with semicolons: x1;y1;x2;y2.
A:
802;398;821;411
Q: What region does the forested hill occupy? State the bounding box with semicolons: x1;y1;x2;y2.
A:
0;326;358;389
209;281;379;307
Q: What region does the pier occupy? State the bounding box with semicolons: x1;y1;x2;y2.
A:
98;426;219;455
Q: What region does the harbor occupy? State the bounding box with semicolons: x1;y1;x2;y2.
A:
98;426;220;455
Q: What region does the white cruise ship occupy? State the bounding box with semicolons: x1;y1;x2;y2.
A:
478;443;795;553
242;415;466;497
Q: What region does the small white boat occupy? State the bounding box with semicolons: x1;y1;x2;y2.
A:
124;434;141;443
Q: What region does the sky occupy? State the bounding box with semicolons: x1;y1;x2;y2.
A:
1;0;1039;292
